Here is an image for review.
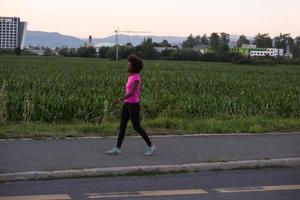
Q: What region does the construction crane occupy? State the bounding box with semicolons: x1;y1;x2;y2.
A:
115;29;149;60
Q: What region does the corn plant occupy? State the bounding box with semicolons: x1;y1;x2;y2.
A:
0;56;299;123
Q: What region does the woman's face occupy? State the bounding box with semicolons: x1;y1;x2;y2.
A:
127;62;132;73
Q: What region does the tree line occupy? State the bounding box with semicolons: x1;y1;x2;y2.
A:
62;32;300;62
2;32;300;64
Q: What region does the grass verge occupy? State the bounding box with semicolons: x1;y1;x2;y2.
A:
0;116;299;139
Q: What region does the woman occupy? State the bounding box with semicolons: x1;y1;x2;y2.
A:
106;54;155;156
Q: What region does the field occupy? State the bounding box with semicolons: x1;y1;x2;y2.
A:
0;56;299;138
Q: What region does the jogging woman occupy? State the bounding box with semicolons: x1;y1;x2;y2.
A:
106;54;155;156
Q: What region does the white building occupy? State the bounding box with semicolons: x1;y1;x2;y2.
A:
94;42;114;48
0;17;27;49
250;48;284;57
154;47;177;53
242;44;257;48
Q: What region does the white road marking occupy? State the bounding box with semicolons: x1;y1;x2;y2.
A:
215;184;300;193
86;184;300;199
2;184;299;199
87;189;208;198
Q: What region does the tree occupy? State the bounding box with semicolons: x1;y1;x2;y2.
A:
118;45;135;59
58;47;78;57
153;40;172;47
274;33;293;54
58;47;70;56
78;47;96;57
182;34;195;49
201;34;209;46
161;39;171;47
254;33;273;48
135;37;157;59
236;35;250;47
182;34;201;48
194;35;201;47
292;36;300;58
220;32;230;52
98;46;110;58
159;49;175;59
126;42;133;47
105;46;117;59
210;32;221;52
69;48;78;57
44;48;55;56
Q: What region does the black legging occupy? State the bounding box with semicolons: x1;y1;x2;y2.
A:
117;102;152;148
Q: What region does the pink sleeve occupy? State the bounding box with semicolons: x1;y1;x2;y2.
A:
131;74;141;83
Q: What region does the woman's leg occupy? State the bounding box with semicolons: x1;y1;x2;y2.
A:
128;103;152;147
116;104;130;148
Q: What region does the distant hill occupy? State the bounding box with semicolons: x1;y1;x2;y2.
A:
91;34;253;46
92;35;187;46
25;31;187;48
25;31;85;48
24;30;253;48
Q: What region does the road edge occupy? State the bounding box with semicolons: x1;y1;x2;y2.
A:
1;158;300;182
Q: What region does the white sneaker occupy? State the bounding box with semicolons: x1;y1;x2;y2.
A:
106;147;121;155
144;146;155;156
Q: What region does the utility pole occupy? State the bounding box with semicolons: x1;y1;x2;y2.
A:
115;29;149;60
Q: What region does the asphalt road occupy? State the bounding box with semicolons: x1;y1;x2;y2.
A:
1;133;300;173
0;167;299;200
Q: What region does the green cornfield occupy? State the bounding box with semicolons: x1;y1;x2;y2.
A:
0;56;299;123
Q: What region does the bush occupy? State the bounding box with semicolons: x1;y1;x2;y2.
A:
22;49;38;56
292;58;300;65
227;52;245;62
44;48;56;56
180;49;202;61
58;47;78;57
78;47;96;57
159;49;175;60
232;56;252;65
275;57;300;65
251;57;276;66
0;49;15;55
202;52;219;62
98;46;110;58
233;56;276;66
161;49;202;61
14;48;22;56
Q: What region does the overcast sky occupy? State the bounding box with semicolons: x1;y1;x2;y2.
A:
2;0;300;38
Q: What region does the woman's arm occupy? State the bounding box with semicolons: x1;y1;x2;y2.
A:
114;80;139;105
123;80;139;101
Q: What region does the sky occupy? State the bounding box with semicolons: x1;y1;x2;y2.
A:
1;0;300;38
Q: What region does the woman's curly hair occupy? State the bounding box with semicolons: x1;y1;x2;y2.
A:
128;54;144;73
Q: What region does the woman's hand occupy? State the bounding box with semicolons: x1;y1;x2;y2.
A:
113;98;121;105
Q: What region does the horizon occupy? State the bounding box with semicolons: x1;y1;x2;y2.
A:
26;30;256;40
1;0;300;38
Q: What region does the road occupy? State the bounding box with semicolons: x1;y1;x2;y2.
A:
1;167;299;200
1;133;300;173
